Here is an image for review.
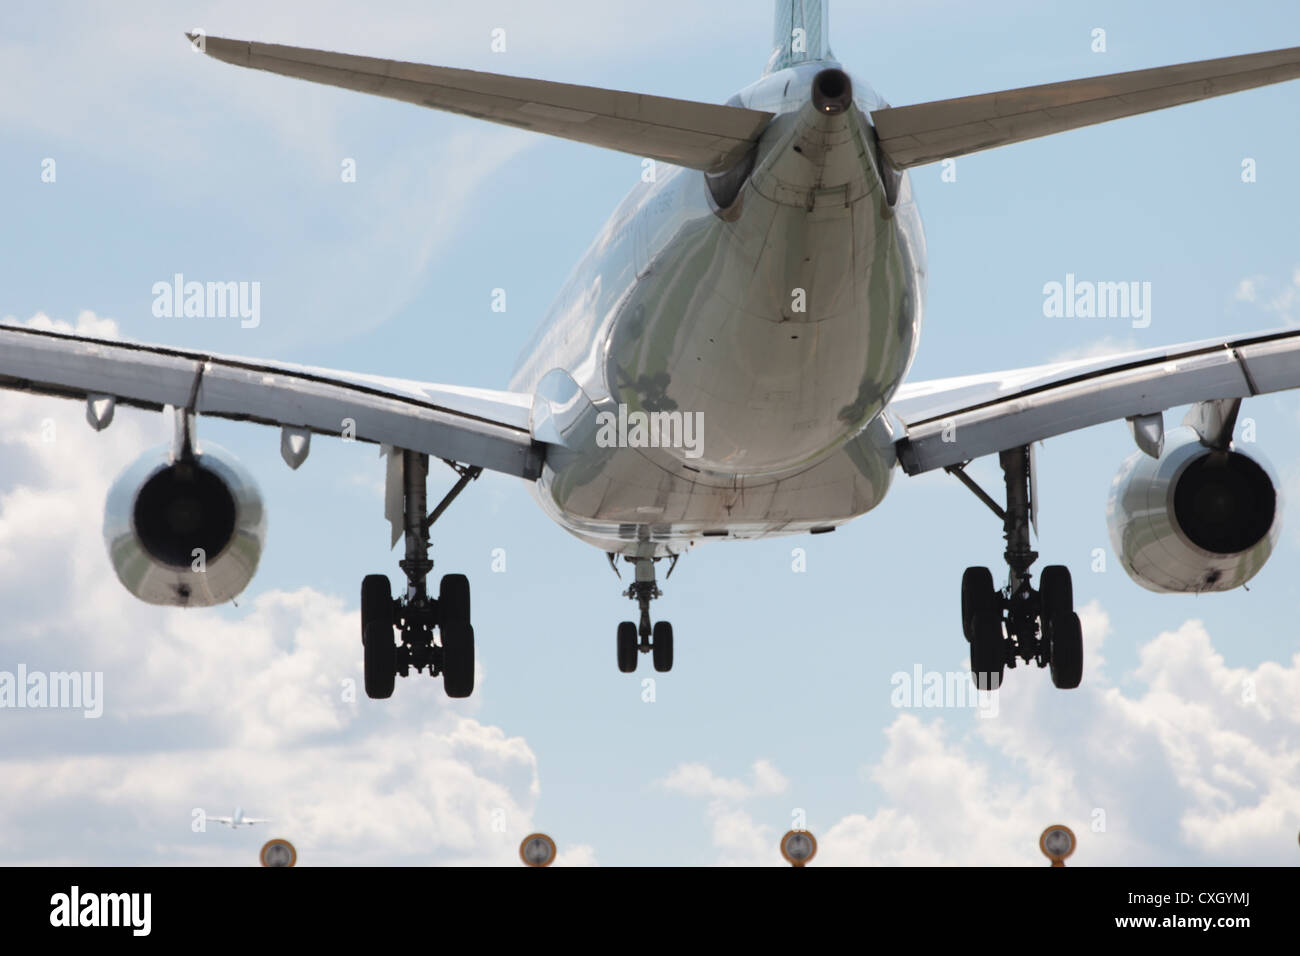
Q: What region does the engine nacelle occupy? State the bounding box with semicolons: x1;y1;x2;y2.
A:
1106;427;1280;593
103;443;266;607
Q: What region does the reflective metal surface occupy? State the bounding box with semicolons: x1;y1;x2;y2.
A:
12;0;1299;590
103;443;267;607
1106;427;1280;593
511;60;925;556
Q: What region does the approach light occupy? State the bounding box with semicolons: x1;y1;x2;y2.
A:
1039;825;1076;867
780;830;817;867
520;833;557;867
260;838;297;868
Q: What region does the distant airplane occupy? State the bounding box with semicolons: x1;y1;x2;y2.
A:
5;1;1300;699
206;807;270;830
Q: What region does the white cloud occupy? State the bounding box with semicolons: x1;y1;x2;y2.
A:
660;758;789;802
1235;267;1300;326
552;843;598;867
18;310;121;339
0;311;582;865
657;759;793;865
1047;336;1139;363
665;602;1300;866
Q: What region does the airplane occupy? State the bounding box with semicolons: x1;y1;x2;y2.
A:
206;807;271;829
4;0;1300;701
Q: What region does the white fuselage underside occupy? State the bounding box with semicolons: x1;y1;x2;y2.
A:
509;62;927;558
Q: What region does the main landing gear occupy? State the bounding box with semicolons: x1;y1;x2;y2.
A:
948;445;1083;692
609;554;676;674
360;451;482;700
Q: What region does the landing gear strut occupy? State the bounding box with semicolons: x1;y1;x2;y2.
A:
949;445;1083;691
360;451;481;699
611;554;675;674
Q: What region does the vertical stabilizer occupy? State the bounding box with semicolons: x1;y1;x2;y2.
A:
766;0;833;74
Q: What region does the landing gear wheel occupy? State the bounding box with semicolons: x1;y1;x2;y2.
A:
363;621;396;699
439;573;470;626
440;620;475;698
360;574;393;644
969;608;1005;691
375;451;485;700
961;567;997;642
652;620;674;673
1039;565;1073;622
953;446;1086;692
1047;611;1083;689
617;621;638;673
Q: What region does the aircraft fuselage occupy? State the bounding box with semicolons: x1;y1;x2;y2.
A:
510;62;927;557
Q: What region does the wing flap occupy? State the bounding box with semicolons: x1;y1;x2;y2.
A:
193;35;774;173
0;324;543;480
890;328;1300;475
872;45;1300;167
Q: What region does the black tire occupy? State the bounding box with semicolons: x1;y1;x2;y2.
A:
441;621;475;698
1039;565;1073;624
617;621;638;673
361;574;393;645
1048;611;1083;689
969;608;1005;691
652;621;674;673
363;621;396;699
439;574;471;627
961;567;996;642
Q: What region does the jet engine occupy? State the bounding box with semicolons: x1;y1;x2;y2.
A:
1106;426;1280;593
103;443;266;607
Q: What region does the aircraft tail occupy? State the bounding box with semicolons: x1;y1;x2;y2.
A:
873;43;1300;168
190;34;774;174
766;0;834;75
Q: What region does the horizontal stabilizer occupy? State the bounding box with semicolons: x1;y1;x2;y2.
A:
872;44;1300;168
191;35;774;173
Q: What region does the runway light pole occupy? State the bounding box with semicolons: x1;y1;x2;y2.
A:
1039;825;1076;867
260;838;297;867
780;830;817;867
520;833;557;867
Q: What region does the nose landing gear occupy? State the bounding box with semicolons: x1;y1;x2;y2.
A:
610;554;676;674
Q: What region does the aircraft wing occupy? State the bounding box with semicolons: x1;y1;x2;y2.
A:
189;35;775;174
872;45;1300;168
888;327;1300;475
0;323;543;480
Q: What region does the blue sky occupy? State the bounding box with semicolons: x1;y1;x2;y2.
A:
1;0;1298;865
